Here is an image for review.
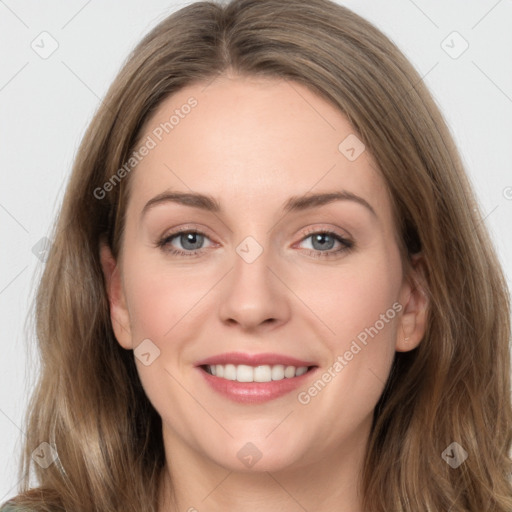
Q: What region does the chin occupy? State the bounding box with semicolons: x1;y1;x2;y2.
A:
201;434;311;474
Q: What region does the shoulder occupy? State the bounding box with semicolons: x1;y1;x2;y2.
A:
0;504;21;512
0;503;34;512
1;492;62;511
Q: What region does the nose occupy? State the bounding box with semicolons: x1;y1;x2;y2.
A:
218;244;291;332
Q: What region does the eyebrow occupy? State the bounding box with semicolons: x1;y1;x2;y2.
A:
140;190;377;219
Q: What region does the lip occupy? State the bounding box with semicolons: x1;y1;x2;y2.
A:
195;352;316;368
196;352;318;404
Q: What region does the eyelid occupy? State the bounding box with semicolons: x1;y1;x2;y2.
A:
158;224;350;243
159;223;217;242
293;224;353;246
155;224;219;255
157;223;354;257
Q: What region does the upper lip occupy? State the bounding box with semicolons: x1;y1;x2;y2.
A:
196;352;317;368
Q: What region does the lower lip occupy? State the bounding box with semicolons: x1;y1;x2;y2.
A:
198;367;317;404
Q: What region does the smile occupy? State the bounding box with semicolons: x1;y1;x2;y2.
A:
203;364;310;382
196;352;318;403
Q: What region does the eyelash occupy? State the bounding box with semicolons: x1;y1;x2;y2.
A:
156;226;354;259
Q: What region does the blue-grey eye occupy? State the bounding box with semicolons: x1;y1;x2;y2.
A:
298;231;353;255
310;233;336;251
176;232;205;251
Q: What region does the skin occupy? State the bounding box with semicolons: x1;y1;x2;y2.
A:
100;73;428;512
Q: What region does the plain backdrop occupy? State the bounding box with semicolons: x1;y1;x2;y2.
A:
1;0;511;501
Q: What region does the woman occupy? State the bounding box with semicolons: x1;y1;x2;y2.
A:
2;0;511;510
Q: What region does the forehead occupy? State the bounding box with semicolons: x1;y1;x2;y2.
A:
128;75;392;223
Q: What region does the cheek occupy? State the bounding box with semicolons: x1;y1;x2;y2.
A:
296;245;402;349
120;254;215;412
123;238;402;358
333;267;400;353
293;244;402;410
122;251;217;350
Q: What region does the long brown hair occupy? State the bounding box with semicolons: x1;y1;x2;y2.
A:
3;0;511;510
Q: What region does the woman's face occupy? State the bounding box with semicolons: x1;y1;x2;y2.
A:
102;74;426;474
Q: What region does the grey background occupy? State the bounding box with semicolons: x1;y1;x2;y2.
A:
1;0;511;501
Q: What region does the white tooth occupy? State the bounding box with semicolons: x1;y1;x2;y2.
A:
210;363;307;381
236;364;254;382
271;365;285;380
254;365;272;382
284;366;296;378
224;364;237;381
295;366;308;376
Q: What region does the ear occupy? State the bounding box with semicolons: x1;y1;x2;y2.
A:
395;253;429;352
99;240;133;350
